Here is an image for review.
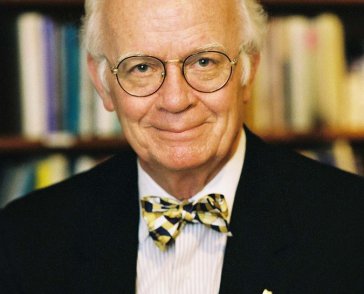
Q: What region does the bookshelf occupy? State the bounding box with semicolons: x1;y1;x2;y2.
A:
0;137;129;156
0;0;82;5
0;0;364;205
2;130;364;154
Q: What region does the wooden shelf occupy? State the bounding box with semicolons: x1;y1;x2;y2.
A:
2;130;364;155
0;0;83;6
261;129;364;141
0;136;130;155
258;129;364;148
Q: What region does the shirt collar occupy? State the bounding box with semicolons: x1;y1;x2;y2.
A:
137;128;247;243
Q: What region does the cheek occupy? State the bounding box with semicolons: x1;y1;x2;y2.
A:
222;77;247;122
110;89;151;123
204;87;245;125
110;93;158;150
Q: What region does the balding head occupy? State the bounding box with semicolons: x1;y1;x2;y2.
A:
82;0;267;59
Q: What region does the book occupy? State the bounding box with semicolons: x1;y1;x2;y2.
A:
17;12;48;139
35;154;69;190
60;23;81;135
285;16;316;132
43;17;60;133
346;58;364;131
314;14;346;130
268;18;287;132
0;161;35;208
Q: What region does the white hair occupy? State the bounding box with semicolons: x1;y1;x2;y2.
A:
81;0;267;88
236;0;268;85
237;0;268;54
82;0;104;59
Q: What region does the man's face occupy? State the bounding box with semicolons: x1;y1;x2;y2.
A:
96;0;252;173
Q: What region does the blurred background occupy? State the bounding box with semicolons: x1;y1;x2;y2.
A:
1;0;364;207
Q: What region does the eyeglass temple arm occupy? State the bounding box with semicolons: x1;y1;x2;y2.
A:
98;55;119;75
231;46;245;66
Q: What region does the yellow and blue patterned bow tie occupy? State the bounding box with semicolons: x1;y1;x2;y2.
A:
141;193;232;251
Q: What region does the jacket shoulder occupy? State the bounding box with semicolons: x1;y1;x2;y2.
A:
0;151;137;227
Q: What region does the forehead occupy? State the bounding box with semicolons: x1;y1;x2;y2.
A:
101;0;241;58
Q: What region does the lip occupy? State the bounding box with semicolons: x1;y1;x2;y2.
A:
155;120;206;132
152;123;207;140
157;125;198;133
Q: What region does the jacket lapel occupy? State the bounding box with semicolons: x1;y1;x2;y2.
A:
80;152;140;293
220;128;297;293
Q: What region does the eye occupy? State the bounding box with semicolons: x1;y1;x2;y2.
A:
119;56;163;78
127;61;160;77
184;53;222;70
135;64;149;73
198;58;211;67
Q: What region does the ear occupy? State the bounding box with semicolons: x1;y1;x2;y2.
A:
87;53;115;112
242;53;260;103
247;53;260;87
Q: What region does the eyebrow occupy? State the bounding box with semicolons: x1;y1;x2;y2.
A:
111;42;227;66
194;42;226;52
111;51;146;67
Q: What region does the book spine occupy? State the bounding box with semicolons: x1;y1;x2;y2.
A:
17;13;48;139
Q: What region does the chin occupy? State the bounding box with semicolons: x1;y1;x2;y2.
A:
154;146;215;172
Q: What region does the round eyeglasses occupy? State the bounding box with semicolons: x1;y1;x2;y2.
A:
110;50;240;97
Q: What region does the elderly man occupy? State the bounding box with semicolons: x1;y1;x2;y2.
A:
1;0;364;293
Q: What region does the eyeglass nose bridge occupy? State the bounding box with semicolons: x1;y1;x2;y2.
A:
160;58;184;78
165;59;183;64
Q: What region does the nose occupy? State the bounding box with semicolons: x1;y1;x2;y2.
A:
156;63;195;113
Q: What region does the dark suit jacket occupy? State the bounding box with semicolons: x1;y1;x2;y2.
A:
1;129;364;294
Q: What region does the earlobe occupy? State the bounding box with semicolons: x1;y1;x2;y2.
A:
87;53;115;112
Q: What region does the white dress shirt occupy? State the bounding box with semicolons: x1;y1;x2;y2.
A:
136;130;246;294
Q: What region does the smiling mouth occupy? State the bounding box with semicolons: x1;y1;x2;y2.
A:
155;122;205;133
153;123;207;139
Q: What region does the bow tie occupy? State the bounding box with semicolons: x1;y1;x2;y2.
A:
141;193;232;251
